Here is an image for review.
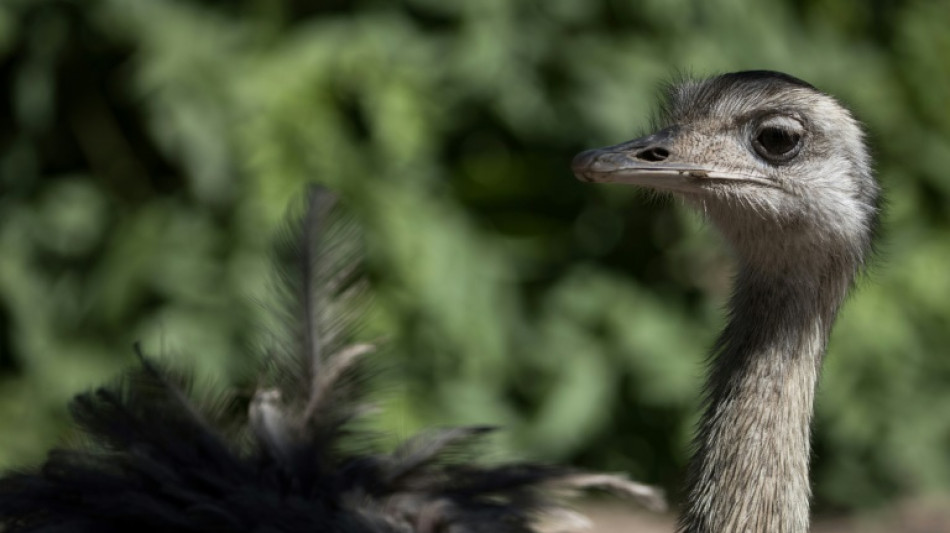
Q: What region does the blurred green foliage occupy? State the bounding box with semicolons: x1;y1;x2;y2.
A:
2;0;950;515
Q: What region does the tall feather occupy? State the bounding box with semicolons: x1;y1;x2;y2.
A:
250;187;370;465
0;186;664;533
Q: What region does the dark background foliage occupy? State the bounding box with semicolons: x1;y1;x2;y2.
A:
2;0;950;517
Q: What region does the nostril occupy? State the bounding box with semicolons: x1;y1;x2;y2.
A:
636;147;669;162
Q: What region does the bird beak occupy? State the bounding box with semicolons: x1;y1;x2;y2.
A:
572;127;739;193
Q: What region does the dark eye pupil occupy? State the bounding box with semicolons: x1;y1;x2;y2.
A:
757;127;800;155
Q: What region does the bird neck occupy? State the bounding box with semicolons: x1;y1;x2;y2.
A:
679;265;852;533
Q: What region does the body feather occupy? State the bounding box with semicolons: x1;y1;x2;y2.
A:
0;187;662;533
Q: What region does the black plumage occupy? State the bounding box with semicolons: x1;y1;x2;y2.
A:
0;188;662;533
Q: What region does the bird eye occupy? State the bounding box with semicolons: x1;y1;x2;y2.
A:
752;120;803;162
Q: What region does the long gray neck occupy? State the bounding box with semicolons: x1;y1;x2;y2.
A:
678;264;852;533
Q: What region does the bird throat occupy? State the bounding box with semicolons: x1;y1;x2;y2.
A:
678;267;850;533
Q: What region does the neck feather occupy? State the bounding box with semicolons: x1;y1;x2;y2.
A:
678;264;852;533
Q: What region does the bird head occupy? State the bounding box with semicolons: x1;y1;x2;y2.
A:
572;71;879;275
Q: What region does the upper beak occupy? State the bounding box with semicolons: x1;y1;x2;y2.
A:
572;127;706;191
572;127;771;192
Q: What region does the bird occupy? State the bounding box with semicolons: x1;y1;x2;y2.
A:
0;70;878;533
572;70;880;532
0;188;663;533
